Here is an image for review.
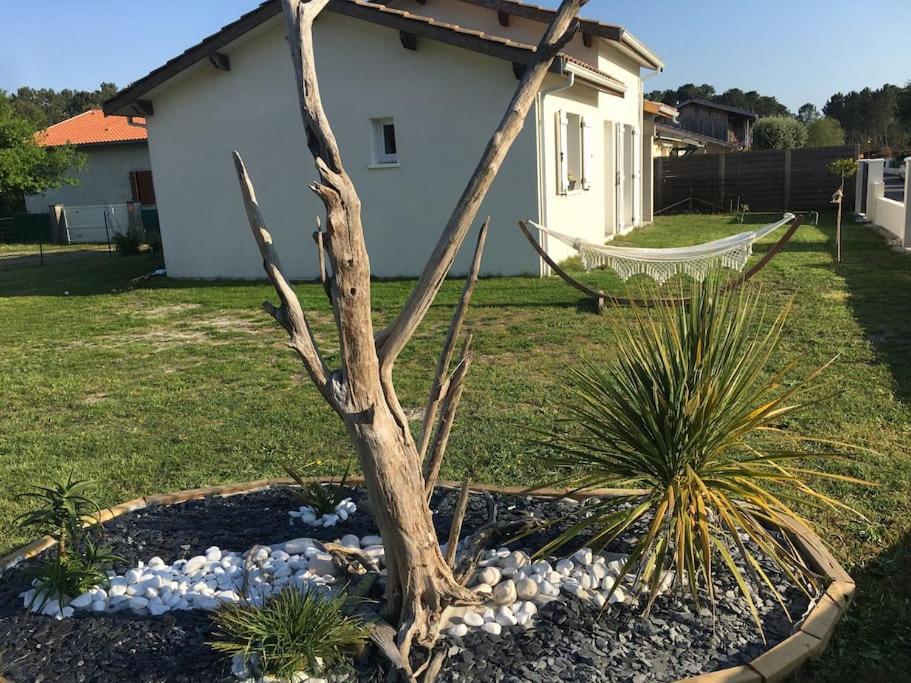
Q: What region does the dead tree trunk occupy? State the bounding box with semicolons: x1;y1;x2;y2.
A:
234;0;586;669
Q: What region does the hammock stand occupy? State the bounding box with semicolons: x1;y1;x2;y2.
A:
518;214;802;311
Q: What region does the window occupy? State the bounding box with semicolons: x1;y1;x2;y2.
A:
371;117;398;166
557;112;593;194
129;170;156;205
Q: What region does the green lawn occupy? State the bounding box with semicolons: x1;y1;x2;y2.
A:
1;214;909;681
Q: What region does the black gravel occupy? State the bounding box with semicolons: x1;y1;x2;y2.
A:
0;487;810;682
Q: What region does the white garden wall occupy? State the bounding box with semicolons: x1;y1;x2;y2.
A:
861;158;911;248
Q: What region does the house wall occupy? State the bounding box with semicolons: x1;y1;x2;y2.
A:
24;142;151;213
144;12;540;279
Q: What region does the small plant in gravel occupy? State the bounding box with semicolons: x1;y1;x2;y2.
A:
285;460;353;516
16;473;120;611
536;278;869;629
112;227;144;255
209;586;368;680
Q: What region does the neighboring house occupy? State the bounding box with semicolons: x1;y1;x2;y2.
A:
642;100;678;222
104;0;664;278
653;123;737;157
25;110;155;213
675;99;756;150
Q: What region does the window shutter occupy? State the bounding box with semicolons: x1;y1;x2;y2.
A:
581;116;594;191
615;122;624;230
557;111;569;195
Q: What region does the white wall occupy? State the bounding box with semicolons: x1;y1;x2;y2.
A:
145;12;539;279
24;142;150;213
864;158;911;248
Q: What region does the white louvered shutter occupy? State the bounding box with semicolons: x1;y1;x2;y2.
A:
557;111;569;195
581;116;594;191
615;122;624;231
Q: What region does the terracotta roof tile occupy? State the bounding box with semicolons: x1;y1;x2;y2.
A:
36;109;147;147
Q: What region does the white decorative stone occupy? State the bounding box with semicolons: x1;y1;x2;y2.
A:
476;567;501;586
184;556;208;574
462;611;485;627
472;584;492;596
530;560;552;575
361;535;382;547
555;559;574;576
480;621;502;636
308;553;336;577
205;547;222;562
573;548;593;566
283;538;316;554
446;624;468;638
515;578;538;600
494;606;518;627
491;580;517;606
340;535;361;549
129;596;149;610
501;551;530;570
70;593;94;609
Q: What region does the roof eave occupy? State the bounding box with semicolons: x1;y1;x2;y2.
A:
561;60;625;97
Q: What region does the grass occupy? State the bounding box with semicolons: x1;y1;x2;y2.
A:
1;213;909;680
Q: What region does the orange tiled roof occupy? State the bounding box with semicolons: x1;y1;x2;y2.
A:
36;109;147;147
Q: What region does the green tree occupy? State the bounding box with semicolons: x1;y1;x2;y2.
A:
8;82;119;129
0;94;84;211
751;116;807;150
798;103;820;124
806;117;845;147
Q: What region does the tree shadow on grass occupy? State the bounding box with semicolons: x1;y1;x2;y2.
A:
795;530;911;682
837;225;911;403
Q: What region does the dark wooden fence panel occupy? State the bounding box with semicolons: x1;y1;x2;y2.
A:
655;145;858;213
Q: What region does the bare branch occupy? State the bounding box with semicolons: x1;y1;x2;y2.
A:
423;335;473;499
377;0;586;368
445;478;472;568
232;151;330;390
417;218;489;460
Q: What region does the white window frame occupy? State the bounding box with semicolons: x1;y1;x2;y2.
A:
369;117;399;168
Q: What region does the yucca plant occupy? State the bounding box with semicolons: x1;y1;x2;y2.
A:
536;278;868;630
15;472;101;559
209;586;368;680
285;460;353;515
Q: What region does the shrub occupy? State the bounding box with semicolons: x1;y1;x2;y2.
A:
16;474;120;610
752;116;807;150
112;227;144;254
209;587;368;680
285;460;352;515
536;279;867;628
806;117;845;147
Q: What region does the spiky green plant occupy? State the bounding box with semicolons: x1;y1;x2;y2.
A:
27;540;122;612
285;460;352;515
536;278;868;630
15;473;101;559
209;587;368;680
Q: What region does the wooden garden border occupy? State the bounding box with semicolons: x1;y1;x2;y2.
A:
0;478;854;683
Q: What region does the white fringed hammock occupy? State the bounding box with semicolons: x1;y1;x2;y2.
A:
527;213;795;285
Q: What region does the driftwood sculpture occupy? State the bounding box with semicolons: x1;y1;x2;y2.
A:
232;0;587;677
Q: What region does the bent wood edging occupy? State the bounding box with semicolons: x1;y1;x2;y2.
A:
518;216;803;311
0;476;851;683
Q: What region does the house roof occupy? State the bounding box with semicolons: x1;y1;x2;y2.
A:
36;109;147;147
104;0;632;117
655;122;737;149
455;0;663;70
643;99;677;121
677;98;757;120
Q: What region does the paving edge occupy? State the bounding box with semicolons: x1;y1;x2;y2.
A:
0;478;854;683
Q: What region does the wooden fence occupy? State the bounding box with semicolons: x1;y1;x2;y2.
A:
654;145;859;213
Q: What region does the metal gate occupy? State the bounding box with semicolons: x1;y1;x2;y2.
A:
61;204;141;244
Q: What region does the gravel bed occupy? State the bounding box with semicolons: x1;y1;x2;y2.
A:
0;486;810;682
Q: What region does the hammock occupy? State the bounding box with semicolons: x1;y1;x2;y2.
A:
517;214;803;310
526;213;795;285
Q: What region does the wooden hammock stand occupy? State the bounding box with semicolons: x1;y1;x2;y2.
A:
517;215;803;311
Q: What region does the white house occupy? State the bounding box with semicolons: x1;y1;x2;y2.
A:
104;0;663;278
25;109;155;214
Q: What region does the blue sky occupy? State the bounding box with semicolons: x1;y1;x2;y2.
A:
1;1;908;112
